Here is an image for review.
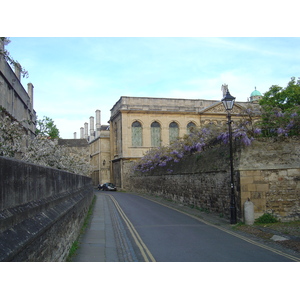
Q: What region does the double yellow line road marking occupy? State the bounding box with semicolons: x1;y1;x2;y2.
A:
108;194;156;262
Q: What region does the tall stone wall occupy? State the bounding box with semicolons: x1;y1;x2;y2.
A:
0;156;94;261
0;42;36;137
127;137;300;222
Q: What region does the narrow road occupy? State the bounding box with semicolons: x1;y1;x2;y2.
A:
110;192;298;262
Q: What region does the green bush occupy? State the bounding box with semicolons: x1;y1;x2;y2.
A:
255;213;278;224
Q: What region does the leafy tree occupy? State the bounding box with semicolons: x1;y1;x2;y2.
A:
259;77;300;111
36;116;60;139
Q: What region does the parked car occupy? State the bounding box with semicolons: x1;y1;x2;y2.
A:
101;183;117;191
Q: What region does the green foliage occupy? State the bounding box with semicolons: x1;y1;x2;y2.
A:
36;116;60;139
255;213;279;224
259;77;300;111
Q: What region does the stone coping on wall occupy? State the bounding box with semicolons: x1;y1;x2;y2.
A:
0;187;93;262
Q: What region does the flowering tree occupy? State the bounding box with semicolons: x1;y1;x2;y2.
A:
0;116;24;157
0;115;93;176
257;105;300;137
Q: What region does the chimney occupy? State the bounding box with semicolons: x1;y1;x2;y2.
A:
95;109;101;138
27;83;34;112
80;127;84;139
14;63;21;81
84;122;88;140
74;132;77;139
90;116;95;141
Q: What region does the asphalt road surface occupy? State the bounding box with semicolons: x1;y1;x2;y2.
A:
104;192;298;262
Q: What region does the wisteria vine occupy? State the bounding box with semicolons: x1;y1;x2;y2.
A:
132;106;300;174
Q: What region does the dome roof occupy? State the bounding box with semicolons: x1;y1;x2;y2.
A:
250;87;262;97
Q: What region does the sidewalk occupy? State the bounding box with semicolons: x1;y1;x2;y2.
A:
72;191;139;262
72;192;119;262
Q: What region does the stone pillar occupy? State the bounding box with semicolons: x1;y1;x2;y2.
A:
27;83;34;112
74;132;77;139
90;116;95;141
80;127;84;139
14;63;21;81
95;109;101;138
84;122;88;140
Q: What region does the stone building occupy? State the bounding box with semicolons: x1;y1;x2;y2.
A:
72;109;110;185
248;87;263;103
79;90;260;187
89;125;110;185
0;39;36;137
108;96;256;188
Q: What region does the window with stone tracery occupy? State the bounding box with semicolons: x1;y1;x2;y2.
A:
132;121;143;147
187;122;196;134
169;122;179;143
151;121;161;147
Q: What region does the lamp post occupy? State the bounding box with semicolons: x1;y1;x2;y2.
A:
221;90;237;224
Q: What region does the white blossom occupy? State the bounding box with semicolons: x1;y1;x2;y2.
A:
0;116;93;176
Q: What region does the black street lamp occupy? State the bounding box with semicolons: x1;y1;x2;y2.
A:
221;90;237;224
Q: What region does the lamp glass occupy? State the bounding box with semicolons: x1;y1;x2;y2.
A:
221;91;236;111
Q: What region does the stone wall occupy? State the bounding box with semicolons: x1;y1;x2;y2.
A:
237;137;300;221
0;156;94;261
127;137;300;222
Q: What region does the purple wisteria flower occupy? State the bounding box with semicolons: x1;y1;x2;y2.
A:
195;142;204;152
217;132;229;144
275;111;284;117
277;128;288;136
241;136;253;146
253;128;262;135
291;112;298;118
286;121;294;130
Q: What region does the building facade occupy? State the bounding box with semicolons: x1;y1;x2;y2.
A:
108;96;256;189
89;125;110;185
80;90;260;188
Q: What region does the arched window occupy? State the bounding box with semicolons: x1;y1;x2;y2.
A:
132;121;142;147
169;122;179;143
187;122;196;134
151;121;161;147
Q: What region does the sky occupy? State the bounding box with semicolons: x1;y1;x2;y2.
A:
5;37;300;139
2;1;300;139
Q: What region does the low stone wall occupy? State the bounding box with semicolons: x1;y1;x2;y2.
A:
128;137;300;222
0;156;94;261
128;143;239;219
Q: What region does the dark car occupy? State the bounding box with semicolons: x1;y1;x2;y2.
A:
102;183;117;191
